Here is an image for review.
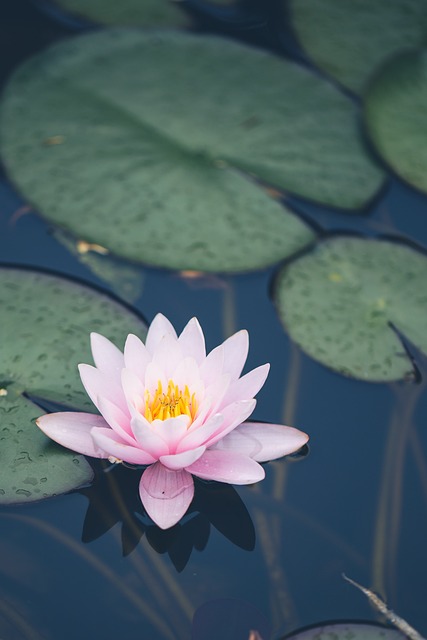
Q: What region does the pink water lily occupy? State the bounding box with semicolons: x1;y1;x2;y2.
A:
36;314;308;529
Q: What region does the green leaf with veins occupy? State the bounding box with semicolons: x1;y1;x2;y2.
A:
275;236;427;381
0;267;147;503
0;31;385;272
365;49;427;194
290;0;427;94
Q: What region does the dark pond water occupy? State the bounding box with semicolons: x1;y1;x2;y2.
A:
0;1;426;639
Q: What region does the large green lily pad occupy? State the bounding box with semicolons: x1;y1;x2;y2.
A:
364;49;427;194
49;0;191;27
290;0;427;94
0;267;147;503
284;622;406;640
274;236;427;381
0;32;384;273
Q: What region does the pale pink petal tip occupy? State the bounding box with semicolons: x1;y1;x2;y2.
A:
178;317;206;363
213;422;309;462
139;463;194;529
36;412;109;458
145;314;177;354
90;332;124;373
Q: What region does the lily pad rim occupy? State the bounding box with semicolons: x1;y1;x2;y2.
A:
272;229;427;304
30;0;194;31
0;457;96;506
271;230;427;385
272;229;427;275
288;0;427;96
363;46;427;197
281;619;408;640
0;261;150;327
258;166;389;216
11;187;317;275
0;262;152;505
0;26;387;218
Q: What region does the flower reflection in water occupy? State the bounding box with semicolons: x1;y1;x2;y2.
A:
80;459;256;571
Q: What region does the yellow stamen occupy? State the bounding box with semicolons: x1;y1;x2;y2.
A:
144;379;197;423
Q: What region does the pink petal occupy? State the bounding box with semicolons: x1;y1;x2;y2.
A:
145;314;177;355
186;394;213;431
176;413;224;453
186;450;265;484
36;412;109;458
79;364;127;414
90;333;124;380
222;330;249;380
194;373;230;424
178;318;206;364
221;363;270;407
131;415;169;458
121;368;145;411
91;427;156;465
152;333;184;379
139;463;194;529
212;422;309;462
154;414;191;452
97;395;134;442
124;333;151;380
159;445;206;470
199;344;224;386
143;361;168;396
204;399;256;448
170;356;201;391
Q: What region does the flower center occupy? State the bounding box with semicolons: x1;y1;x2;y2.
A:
144;379;197;422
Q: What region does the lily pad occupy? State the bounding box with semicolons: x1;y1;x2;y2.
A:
284;622;406;640
46;0;191;28
0;32;383;273
52;228;145;304
364;49;427;194
0;267;147;503
0;390;89;504
274;236;427;381
290;0;427;94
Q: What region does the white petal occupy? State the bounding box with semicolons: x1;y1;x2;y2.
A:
196;373;230;423
200;344;224;385
97;395;135;443
221;363;269;407
145;314;177;355
153;414;191;452
159;445;205;470
144;361;168;395
170;356;201;390
152;333;184;379
121;368;145;412
91;427;156;465
222;330;249;380
178;317;206;364
176;413;224;453
79;364;127;414
124;333;151;380
90;333;124;378
205;399;256;448
131;415;169;458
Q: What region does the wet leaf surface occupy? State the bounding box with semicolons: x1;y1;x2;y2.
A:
274;236;427;381
0;267;147;503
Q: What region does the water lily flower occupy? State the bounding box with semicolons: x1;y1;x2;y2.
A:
37;314;308;529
